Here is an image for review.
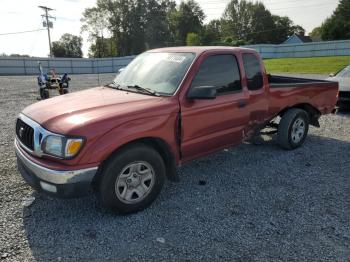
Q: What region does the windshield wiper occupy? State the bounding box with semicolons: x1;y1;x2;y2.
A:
106;82;160;96
127;85;160;96
105;81;122;90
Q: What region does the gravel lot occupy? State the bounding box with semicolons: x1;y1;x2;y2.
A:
0;74;349;261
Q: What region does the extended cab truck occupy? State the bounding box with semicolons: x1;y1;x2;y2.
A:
15;47;338;214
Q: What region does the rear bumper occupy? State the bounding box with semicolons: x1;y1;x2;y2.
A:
15;140;98;198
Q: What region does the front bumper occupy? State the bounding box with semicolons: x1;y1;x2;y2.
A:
15;140;98;198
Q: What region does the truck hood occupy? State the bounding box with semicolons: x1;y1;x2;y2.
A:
22;86;167;134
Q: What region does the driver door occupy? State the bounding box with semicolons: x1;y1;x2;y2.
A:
180;52;249;162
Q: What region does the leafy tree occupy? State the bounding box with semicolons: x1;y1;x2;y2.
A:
221;0;304;44
81;0;306;55
271;16;305;44
81;6;109;57
222;0;254;42
248;2;277;44
96;0;177;55
144;0;176;49
321;0;350;40
88;37;117;58
186;32;200;46
168;0;205;45
95;0;132;56
309;27;322;41
81;7;108;42
52;34;83;58
0;53;30;57
201;19;222;45
51;43;66;57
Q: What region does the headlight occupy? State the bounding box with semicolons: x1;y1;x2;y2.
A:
42;135;84;158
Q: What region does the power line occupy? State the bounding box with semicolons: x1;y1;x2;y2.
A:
0;29;45;36
28;24;45;56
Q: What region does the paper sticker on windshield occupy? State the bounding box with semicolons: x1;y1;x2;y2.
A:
163;55;186;63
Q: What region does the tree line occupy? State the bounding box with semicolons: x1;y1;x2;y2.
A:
50;0;350;58
310;0;350;41
80;0;305;57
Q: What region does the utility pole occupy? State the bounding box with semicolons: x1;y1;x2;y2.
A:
39;6;55;57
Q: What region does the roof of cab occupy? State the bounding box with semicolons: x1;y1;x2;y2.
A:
147;46;256;55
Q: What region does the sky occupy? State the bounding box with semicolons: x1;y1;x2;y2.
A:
0;0;339;58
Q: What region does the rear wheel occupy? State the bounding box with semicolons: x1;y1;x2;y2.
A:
97;144;165;214
277;108;309;150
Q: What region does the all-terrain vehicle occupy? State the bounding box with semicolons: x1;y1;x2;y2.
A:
37;62;71;99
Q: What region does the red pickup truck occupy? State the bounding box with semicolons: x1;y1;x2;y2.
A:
15;47;338;213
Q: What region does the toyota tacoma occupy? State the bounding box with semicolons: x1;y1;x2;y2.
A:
15;47;338;214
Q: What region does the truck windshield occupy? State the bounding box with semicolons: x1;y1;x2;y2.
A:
114;52;195;95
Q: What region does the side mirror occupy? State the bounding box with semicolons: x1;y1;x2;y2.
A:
187;86;217;100
329;73;335;77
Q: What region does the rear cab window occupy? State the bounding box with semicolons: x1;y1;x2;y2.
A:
191;54;242;95
242;53;264;91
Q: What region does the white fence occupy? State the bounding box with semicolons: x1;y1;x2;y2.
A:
1;39;350;75
0;56;135;75
244;39;350;59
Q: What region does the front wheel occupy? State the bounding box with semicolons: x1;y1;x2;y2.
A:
277;108;309;150
97;144;165;214
40;89;49;99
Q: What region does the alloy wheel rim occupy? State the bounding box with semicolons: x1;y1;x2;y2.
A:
115;161;155;204
291;117;305;143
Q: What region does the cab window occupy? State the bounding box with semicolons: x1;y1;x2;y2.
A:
191;55;242;95
243;53;263;90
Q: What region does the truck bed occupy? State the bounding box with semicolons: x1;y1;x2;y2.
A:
266;75;338;117
268;75;335;88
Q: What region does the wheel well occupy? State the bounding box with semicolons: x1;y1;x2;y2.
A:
93;137;178;186
279;103;321;127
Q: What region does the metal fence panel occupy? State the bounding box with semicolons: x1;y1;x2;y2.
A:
244;40;350;59
0;56;135;76
1;40;350;75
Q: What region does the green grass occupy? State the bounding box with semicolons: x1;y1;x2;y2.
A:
263;56;350;75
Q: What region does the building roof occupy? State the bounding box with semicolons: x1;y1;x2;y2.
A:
283;33;312;44
297;34;313;43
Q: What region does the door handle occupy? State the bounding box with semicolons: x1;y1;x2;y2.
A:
238;100;247;108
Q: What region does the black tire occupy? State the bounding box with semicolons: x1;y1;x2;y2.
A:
277;108;309;150
40;89;49;99
97;144;166;214
63;88;69;94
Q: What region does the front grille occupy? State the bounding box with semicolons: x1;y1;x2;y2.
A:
339;91;350;98
16;118;34;150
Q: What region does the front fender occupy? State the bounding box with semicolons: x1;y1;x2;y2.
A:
79;112;180;165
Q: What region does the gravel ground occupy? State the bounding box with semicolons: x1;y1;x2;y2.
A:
0;74;349;261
